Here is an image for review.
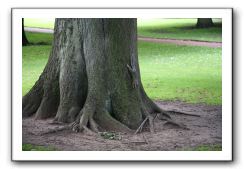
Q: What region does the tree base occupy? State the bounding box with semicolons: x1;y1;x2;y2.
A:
22;19;199;134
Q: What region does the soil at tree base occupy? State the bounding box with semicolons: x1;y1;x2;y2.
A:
22;101;222;151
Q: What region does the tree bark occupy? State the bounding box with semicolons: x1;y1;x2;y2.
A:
196;18;214;28
23;18;174;133
22;18;29;46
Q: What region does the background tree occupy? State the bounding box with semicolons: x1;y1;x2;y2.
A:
23;18;184;133
196;18;214;28
22;18;29;46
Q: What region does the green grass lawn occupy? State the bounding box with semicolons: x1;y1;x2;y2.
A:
22;144;56;151
138;18;222;42
181;144;222;151
26;32;53;45
23;32;222;105
139;42;222;105
24;18;222;42
22;45;51;95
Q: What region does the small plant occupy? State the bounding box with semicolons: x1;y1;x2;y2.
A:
99;132;121;140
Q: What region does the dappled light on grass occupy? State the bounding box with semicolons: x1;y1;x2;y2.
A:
138;42;222;105
22;45;51;95
22;31;222;105
26;32;53;45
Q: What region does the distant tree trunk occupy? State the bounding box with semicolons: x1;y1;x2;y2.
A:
22;18;29;46
22;19;175;133
196;18;214;28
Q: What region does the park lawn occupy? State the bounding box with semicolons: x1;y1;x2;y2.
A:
26;32;53;45
139;41;222;105
181;144;222;151
22;144;56;151
24;18;222;42
23;33;222;105
137;18;222;42
22;45;51;95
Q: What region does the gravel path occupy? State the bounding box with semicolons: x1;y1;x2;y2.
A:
138;37;221;48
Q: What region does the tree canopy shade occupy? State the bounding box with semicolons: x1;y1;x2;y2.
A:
196;18;214;28
22;18;29;46
23;18;186;133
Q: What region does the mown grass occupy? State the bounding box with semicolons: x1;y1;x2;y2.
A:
22;45;51;95
22;143;57;151
139;41;222;105
22;32;222;105
137;18;222;42
26;32;53;45
24;18;222;42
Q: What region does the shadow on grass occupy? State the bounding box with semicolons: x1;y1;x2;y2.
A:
147;23;222;34
25;42;51;46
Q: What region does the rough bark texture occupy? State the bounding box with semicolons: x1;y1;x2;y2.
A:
23;18;174;133
22;18;29;46
196;18;214;28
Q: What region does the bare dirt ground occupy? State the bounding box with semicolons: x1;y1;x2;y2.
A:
22;101;222;151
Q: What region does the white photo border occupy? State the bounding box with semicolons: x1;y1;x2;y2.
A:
12;8;233;161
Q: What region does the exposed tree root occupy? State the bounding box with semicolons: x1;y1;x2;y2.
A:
48;121;67;125
23;104;39;118
40;125;70;135
160;110;201;117
142;134;149;144
163;119;189;130
134;115;156;134
148;115;155;133
22;76;44;117
89;116;99;132
151;100;200;118
135;116;149;134
66;102;134;133
35;96;58;119
95;109;133;133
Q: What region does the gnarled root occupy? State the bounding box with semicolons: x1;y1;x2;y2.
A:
71;106;99;133
70;106;133;134
22;76;44;118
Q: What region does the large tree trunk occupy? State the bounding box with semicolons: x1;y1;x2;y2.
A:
196;18;214;28
22;18;29;46
23;18;175;133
